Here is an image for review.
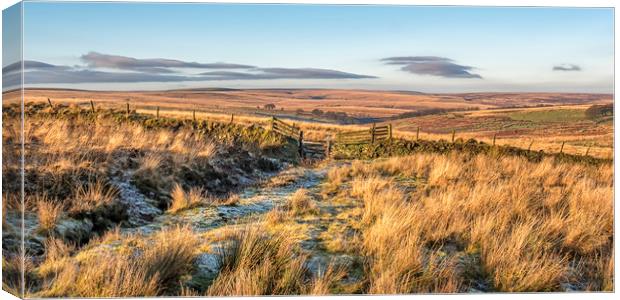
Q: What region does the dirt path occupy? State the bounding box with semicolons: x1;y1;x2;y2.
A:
64;161;369;294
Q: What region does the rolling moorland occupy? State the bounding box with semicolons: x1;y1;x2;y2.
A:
5;88;613;158
1;89;614;297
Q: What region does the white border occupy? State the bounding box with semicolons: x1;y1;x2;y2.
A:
0;1;617;300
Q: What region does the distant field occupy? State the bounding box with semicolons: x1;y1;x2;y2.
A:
4;88;614;158
380;105;613;158
7;88;613;118
507;109;586;122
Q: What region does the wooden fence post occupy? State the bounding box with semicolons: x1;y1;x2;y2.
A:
416;126;420;141
492;133;496;146
193;110;196;122
388;124;393;141
371;123;376;144
270;117;275;131
528;140;534;151
90;100;95;113
559;141;565;154
585;145;591;156
126;103;130;119
451;129;456;143
326;140;332;158
156;106;160;119
47;98;53;108
230;114;234;124
298;131;304;158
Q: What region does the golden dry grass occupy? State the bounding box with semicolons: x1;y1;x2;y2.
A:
325;153;613;292
205;225;344;296
167;184;204;213
37;198;64;233
1;112;225;222
286;188;319;216
36;226;199;297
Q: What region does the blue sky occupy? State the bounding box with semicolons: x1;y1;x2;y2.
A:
3;2;614;92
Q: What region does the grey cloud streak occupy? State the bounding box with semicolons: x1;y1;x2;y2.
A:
80;52;256;73
552;64;581;71
382;56;482;79
3;56;376;86
200;68;376;80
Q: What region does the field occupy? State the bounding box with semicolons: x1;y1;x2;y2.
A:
1;89;614;297
5;88;614;158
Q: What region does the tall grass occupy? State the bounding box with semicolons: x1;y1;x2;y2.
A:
206;225;344;296
207;226;308;296
36;226;199;297
37;198;64;233
327;153;613;292
167;184;205;213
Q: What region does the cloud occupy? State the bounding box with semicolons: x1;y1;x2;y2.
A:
3;60;69;74
382;56;482;79
552;64;581;71
200;68;376;80
80;52;255;73
4;56;376;86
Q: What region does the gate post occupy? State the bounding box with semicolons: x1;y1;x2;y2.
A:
298;131;304;158
371;123;376;144
326;140;332;158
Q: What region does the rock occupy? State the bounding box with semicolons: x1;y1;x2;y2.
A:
54;218;93;243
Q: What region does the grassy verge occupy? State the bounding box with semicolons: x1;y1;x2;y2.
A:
321;153;613;292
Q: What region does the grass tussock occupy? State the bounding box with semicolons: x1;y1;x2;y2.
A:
326;153;613;292
167;184;205;213
286;188;319;216
69;181;119;215
37;198;64;233
206;225;344;296
36;226;199;297
207;226;308;296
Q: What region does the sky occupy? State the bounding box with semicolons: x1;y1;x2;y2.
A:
2;2;615;92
